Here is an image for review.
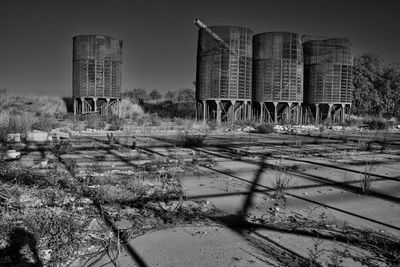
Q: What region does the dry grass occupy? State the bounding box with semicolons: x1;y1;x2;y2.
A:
110;99;143;120
0;94;66;115
0;112;36;143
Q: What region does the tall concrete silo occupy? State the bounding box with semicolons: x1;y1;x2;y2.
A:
252;32;303;124
73;35;123;115
195;20;253;124
303;37;353;124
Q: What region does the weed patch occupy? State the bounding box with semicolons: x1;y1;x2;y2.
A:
107;115;125;131
85;114;106;130
362;117;388;130
360;161;373;194
174;131;207;148
31;114;59;132
51;140;73;159
255;123;275;134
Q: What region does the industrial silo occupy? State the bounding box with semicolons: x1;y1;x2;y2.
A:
194;20;253;124
252;32;303;124
303;37;353;124
73;35;123;115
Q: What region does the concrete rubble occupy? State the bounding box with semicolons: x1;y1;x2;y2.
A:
50;128;70;140
26;130;51;142
6;133;21;142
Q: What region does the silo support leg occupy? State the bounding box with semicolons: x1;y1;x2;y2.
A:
118;100;121;118
93;98;98;113
347;105;351;121
328;104;333;124
73;99;77;115
273;102;278;124
106;98;110;116
297;104;302;125
230;100;236;123
287;102;292;124
341;104;345;123
305;106;308;124
260;103;264;122
202;101;207;123
244;102;247;120
247;102;252;120
80;97;85;114
195;102;198;121
216;100;221;126
315;104;320;125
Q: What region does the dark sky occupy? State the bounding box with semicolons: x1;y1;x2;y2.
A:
1;0;399;97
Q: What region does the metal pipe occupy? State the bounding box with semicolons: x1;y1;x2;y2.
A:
194;18;233;54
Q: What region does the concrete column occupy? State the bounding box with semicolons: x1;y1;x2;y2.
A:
117;100;121;118
195;101;199;121
202;100;207;124
260;102;264;122
299;104;303;125
105;98;110;116
287;102;292;124
248;102;252;120
305;105;308;124
328;103;333;124
243;102;247;120
315;104;320;125
347;104;352;121
273;102;278;124
216;100;221;126
93;97;98;113
341;104;345;123
73;98;77;115
80;97;85;114
230;100;236;123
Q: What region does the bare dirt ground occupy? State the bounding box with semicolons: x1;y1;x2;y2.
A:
2;129;400;266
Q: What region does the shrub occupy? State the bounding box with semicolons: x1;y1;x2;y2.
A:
138;113;161;126
0;112;34;143
0;94;67;116
207;120;217;131
31;114;59;132
362;117;388;130
273;173;290;199
174;117;184;126
107;115;125;131
85;114;106;130
106;132;120;145
110;99;144;120
174;131;206;148
51;140;73;158
234;119;257;128
255;123;275;134
360;161;373;194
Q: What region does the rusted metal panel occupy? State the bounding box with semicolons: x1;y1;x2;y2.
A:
196;26;253;101
73;35;122;99
252;32;303;103
303;37;353;104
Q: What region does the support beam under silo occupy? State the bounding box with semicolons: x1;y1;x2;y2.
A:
203;100;207;123
216;100;221;125
273;102;278;124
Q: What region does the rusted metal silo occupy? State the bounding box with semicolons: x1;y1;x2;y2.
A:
73;35;123;115
195;20;253;124
303;37;353;124
252;32;303;124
